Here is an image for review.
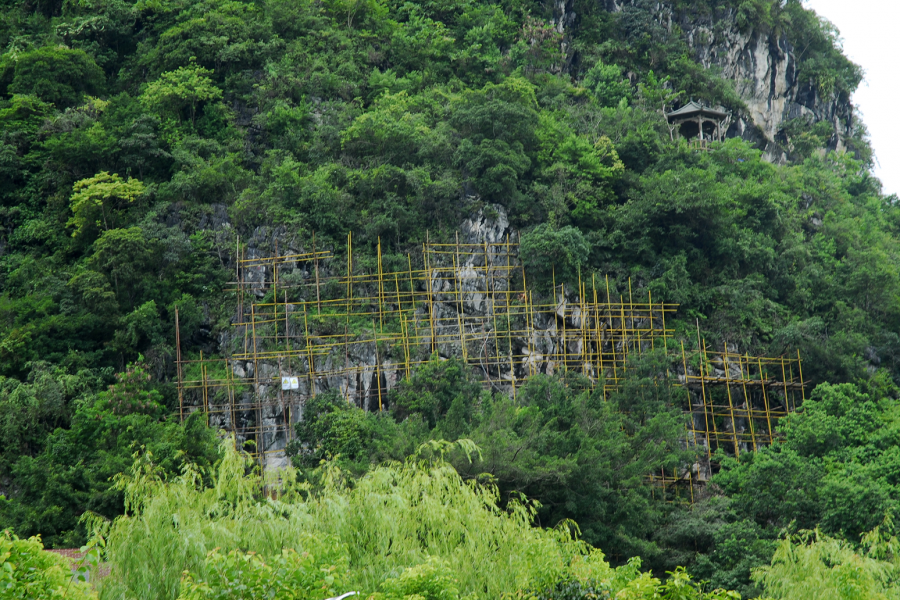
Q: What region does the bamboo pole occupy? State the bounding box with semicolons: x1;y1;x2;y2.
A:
606;276;618;386
304;304;315;398
377;238;384;329
402;312;411;378
373;320;383;411
699;333;718;455
723;344;740;458
176;307;183;423
682;341;705;459
452;253;466;362
347;232;352;305
284;290;291;441
527;291;536;377
758;357;774;444
629;277;638;355
313;232;321;313
593;279;605;396
738;353;757;451
486;241;501;385
250;303;263;468
506;234;516;398
425;239;436;354
781;357;791;412
561;282;567;372
580;276;588;378
273;240;280;351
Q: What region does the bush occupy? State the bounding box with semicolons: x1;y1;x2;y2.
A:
97;439;730;600
0;47;104;108
0;531;97;600
179;544;348;600
519;223;590;288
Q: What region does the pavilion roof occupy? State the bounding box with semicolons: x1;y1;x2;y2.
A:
666;101;728;120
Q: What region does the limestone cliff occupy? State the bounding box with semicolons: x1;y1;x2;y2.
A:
552;0;856;161
675;7;853;161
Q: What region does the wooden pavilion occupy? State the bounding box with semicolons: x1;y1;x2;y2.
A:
666;101;729;144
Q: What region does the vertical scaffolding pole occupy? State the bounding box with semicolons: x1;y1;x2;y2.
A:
758;357;774;444
372;319;383;411
452;252;466;362
722;344;740;458
251;303;263;469
377;238;384;329
424;240;436;354
606;276;618;386
781;357;791;412
200;350;209;426
313;231;321;313
304;303;316;398
176;307;183;423
738;353;757;451
629;278;639;355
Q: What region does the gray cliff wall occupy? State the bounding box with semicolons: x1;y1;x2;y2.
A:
677;8;853;161
553;0;855;162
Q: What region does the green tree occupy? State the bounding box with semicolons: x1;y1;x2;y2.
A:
0;532;97;600
286;389;427;473
519;223;590;288
140;65;223;127
753;527;900;600
87;227;152;308
0;46;104;108
0;361;219;547
583;60;633;107
67;171;146;237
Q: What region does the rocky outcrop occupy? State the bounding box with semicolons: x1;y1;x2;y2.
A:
676;8;852;161
554;1;855;162
190;204;667;470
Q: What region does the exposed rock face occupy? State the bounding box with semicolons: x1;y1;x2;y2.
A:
192;204;668;470
676;9;852;161
553;1;855;162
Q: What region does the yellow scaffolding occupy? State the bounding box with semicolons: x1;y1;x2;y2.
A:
176;233;804;490
647;343;804;500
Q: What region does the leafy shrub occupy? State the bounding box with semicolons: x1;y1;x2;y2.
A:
0;531;97;600
178;545;348;600
98;438;718;600
753;527;900;600
519;223;590;288
373;559;460;600
583;61;633;108
0;46;104;108
389;356;486;429
534;565;740;600
286;389;427;472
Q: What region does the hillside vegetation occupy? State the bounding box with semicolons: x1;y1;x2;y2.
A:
1;0;899;597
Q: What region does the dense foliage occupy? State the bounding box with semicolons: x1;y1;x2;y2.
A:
288;353;692;562
0;361;220;546
96;439;740;600
0;0;896;597
0;531;97;600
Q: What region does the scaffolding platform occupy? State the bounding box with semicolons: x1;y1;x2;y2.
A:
175;232;804;494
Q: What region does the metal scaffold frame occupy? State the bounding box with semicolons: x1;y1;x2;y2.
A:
175;232;804;495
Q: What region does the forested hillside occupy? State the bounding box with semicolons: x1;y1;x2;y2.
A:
2;0;900;597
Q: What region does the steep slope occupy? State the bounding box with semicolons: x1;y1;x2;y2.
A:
0;4;895;590
554;0;862;161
